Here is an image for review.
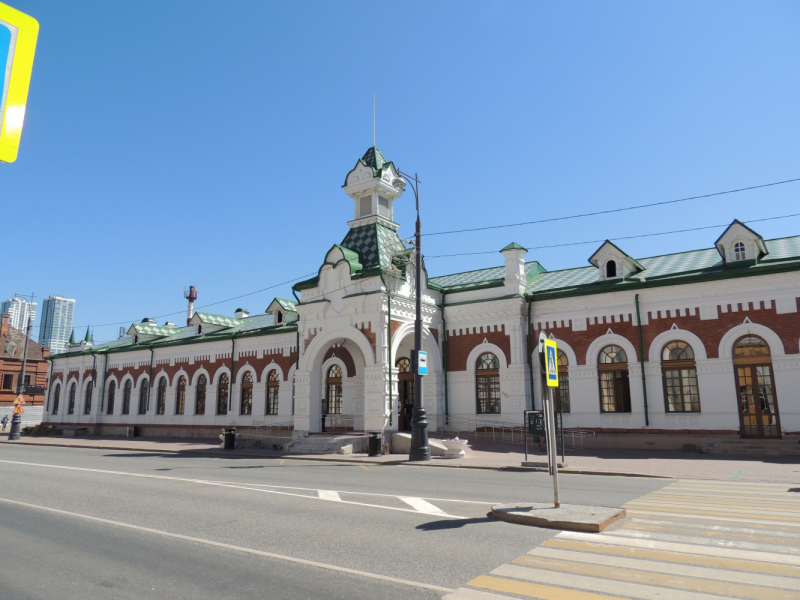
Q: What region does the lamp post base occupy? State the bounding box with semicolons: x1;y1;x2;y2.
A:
409;407;431;461
8;413;22;441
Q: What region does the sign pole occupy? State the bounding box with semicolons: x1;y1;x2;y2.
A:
547;386;560;508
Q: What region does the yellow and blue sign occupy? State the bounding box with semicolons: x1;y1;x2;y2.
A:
544;338;558;387
0;2;38;163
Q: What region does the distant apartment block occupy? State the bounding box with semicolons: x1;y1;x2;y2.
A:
38;296;75;355
0;296;37;332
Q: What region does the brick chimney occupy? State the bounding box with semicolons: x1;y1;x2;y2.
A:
0;313;10;337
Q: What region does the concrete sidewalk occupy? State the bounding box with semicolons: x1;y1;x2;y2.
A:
2;433;798;483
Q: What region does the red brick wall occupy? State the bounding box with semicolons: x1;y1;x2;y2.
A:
448;324;511;371
533;298;800;364
322;345;356;377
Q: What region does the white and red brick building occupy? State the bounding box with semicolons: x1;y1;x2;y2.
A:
42;147;800;448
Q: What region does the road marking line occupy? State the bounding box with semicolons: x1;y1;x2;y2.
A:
443;587;519;600
525;547;800;590
0;497;455;595
623;522;800;546
630;498;800;515
0;459;466;519
732;469;744;480
511;555;800;599
493;564;757;600
647;493;800;506
318;490;341;501
280;459;284;466
360;465;369;471
399;496;450;516
625;508;800;529
544;538;800;578
556;531;800;566
468;574;626;600
623;503;800;521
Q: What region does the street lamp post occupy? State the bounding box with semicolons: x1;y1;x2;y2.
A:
393;171;430;461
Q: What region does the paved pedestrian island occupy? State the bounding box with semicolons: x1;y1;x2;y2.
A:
446;479;800;599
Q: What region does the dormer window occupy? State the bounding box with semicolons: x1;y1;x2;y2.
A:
197;325;202;335
277;311;283;324
134;335;138;344
734;242;746;261
606;260;617;278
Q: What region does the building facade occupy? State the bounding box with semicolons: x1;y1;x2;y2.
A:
41;147;800;448
0;296;36;333
1;313;50;405
38;295;75;355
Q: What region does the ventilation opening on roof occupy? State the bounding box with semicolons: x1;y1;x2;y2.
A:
378;195;391;219
606;260;617;278
360;196;371;217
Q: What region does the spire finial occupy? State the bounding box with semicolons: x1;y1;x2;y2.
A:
373;93;376;147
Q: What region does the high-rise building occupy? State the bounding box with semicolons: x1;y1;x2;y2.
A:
37;296;75;354
0;296;37;332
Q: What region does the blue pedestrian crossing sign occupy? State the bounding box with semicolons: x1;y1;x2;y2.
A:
417;350;428;376
544;339;558;387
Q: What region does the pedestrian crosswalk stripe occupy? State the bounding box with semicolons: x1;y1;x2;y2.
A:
492;563;748;600
623;504;800;522
511;554;800;600
525;546;800;591
468;575;626;600
557;530;800;565
625;508;800;528
628;498;800;515
450;480;800;600
544;537;800;578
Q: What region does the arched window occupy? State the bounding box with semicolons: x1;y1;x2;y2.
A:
266;370;280;415
107;381;116;415
240;372;253;415
138;379;149;414
598;345;631;413
734;242;746;261
397;357;410;373
733;335;780;438
476;352;501;414
217;373;229;415
156;377;167;415
327;365;343;414
122;379;132;415
84;380;93;414
176;376;187;415
540;349;570;413
68;382;76;414
195;374;207;414
52;383;61;415
555;350;570;413
662;341;700;412
606;260;617;278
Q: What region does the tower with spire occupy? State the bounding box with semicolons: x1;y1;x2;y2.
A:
342;146;404;231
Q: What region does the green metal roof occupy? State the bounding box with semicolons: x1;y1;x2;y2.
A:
192;312;243;328
501;242;527;252
273;298;298;312
130;322;182;337
429;261;546;291
430;234;800;295
343;146;397;186
340;222;407;271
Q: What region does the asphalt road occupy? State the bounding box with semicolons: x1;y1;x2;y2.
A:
0;445;667;599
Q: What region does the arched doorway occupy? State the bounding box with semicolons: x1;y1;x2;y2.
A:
396;357;414;430
733;335;781;438
326;364;343;416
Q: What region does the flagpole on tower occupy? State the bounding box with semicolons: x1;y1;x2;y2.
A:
373;93;376;147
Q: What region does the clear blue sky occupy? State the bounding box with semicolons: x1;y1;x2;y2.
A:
3;1;800;343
